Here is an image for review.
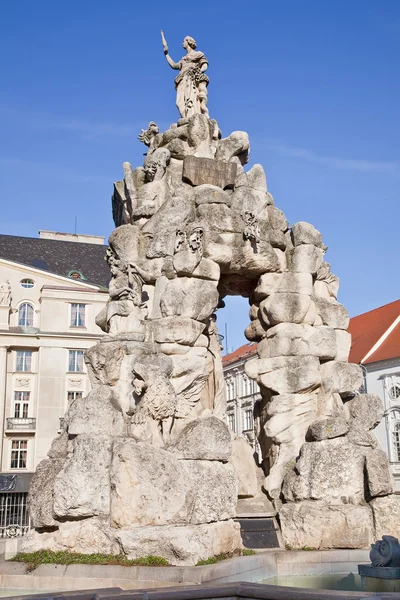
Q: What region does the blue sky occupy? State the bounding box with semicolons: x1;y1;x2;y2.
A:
1;0;399;352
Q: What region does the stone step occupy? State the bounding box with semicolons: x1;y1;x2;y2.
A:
235;517;280;549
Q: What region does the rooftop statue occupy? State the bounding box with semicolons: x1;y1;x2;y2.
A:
161;30;209;119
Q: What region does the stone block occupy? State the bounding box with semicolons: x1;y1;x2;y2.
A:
53;435;112;518
291;221;323;247
365;448;394;498
320;361;363;395
183;156;237;188
283;438;365;505
265;393;318;444
159;277;219;321
347;393;384;430
110;440;237;528
28;458;65;528
194;184;232;206
245;355;320;394
260;292;312;326
371;496;400;540
347;425;378;448
66;386;125;437
267;206;289;231
307;416;349;441
288;244;324;274
191;258;220;281
117;520;242;566
265;323;337;359
215;130;250;163
315;298;350;329
151;317;205;345
280;500;373;549
335;329;352;361
168;416;231;461
275;272;313;295
229;437;258;498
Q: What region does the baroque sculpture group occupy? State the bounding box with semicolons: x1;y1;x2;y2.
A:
25;33;399;564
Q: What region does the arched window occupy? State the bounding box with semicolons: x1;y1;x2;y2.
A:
18;303;34;327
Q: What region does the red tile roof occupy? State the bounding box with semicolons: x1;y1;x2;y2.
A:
222;342;257;366
223;300;400;368
348;299;400;364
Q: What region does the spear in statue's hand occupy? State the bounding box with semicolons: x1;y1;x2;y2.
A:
161;30;168;54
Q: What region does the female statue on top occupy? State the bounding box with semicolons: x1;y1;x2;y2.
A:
161;31;209;119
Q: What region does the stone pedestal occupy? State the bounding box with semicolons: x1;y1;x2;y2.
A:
359;564;400;593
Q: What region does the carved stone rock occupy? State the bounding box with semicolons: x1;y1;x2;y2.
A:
280;501;373;550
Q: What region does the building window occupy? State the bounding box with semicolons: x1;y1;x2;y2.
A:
18;303;34;327
228;413;236;433
10;441;27;469
393;423;400;461
68;350;84;373
20;279;34;289
15;351;32;373
13;392;30;418
70;304;85;327
389;385;400;401
245;408;254;431
243;376;250;397
67;391;83;402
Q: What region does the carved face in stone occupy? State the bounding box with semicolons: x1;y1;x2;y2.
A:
175;230;186;253
188;228;203;254
183;36;197;51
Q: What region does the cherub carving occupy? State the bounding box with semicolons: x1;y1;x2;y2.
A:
137;121;159;148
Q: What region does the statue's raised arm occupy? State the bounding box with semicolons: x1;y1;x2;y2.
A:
160;31;209;119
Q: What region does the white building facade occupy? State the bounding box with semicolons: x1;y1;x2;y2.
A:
0;232;109;537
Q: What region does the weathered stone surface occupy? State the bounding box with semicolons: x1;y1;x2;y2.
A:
267;206;288;231
291;222;323;247
22;518;118;555
229;240;281;275
320;361;363;395
347;393;384;430
315;298;350;330
117;520;242;566
365;448;394;498
158;277;219;321
244;318;268;342
307;416;349;441
263;393;318;499
288;244;324;274
150;317;205;345
280;501;373;549
275;272;313;295
28;458;65;528
262;323;337;359
191;257;220;281
66;386;125;437
194;184;231;206
260;293;312;326
246;356;320;394
335;329;352;361
111;441;190;528
229;437;258;498
168;416;231;461
371;496;400;540
53;435;112;518
183;156;237;188
188;460;238;524
347;425;378;448
283;438;365;504
110;440;237;528
85;341;125;387
215;131;250;164
47;430;68;459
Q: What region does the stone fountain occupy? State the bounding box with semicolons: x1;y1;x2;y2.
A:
24;31;400;565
